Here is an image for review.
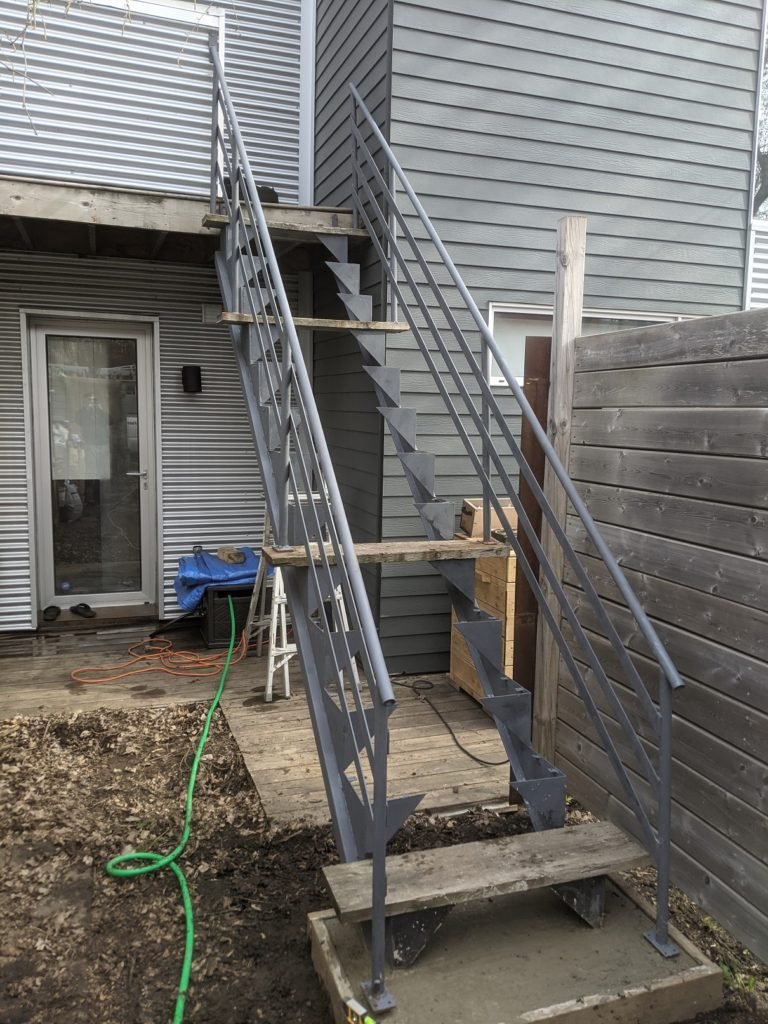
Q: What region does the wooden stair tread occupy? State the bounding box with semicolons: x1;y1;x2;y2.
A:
202;205;368;238
217;311;408;332
261;538;510;567
322;821;649;923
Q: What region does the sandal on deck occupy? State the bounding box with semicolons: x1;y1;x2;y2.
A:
70;603;96;618
43;605;61;622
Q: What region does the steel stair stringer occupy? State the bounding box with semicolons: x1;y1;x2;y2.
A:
325;256;567;835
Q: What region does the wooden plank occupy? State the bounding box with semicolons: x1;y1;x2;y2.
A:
567;516;768;611
322;821;647;922
561;675;768;868
577;482;768;560
534;216;586;761
565;577;768;716
202;203;367;238
556;720;768;959
559;751;768;964
0;176;219;235
574;306;768;372
564;552;768;664
217;312;409;331
556;674;768;855
261;538;510;567
573;357;768;408
569;446;768;508
571;406;768;457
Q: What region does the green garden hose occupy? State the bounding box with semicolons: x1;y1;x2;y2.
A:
106;595;238;1024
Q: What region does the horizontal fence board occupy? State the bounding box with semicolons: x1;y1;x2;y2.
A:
567;517;768;611
573;358;768;408
560;620;768;770
556;745;768;962
570;446;768;507
571;407;768;457
557;717;768;923
565;309;768;959
575;307;768;371
578;482;768;559
564;552;768;663
561;688;768;872
563;584;768;719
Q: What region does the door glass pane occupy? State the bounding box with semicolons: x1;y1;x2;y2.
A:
46;335;142;597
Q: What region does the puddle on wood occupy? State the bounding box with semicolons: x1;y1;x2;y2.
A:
130;685;148;692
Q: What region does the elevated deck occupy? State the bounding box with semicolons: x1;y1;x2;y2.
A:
0;175;358;239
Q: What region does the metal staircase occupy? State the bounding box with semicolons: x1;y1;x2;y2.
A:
207;44;684;1013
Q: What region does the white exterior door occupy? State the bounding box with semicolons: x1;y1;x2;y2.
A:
29;317;157;612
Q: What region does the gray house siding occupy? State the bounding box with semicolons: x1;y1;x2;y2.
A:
313;0;392;617
0;253;264;629
373;0;762;672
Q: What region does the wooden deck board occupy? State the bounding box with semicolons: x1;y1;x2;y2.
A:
0;629;510;826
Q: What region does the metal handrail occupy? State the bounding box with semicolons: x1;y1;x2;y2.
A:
209;44;400;1004
349;83;681;955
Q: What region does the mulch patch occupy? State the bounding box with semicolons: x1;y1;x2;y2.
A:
1;703;765;1023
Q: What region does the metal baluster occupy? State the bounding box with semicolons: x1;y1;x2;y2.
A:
645;672;679;958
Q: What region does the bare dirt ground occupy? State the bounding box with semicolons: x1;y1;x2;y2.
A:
1;703;766;1024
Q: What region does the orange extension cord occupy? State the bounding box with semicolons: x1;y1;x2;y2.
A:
70;632;248;684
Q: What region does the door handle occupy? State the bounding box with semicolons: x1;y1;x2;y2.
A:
125;470;148;478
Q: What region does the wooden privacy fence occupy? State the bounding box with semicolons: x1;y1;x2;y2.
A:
555;308;768;960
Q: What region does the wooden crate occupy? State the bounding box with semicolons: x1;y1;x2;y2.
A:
459;499;518;539
449;550;516;701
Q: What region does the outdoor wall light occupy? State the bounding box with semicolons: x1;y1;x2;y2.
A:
182;365;202;393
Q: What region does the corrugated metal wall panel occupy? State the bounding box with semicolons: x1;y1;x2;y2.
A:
373;0;761;672
0;252;297;630
747;224;768;307
1;0;213;195
225;0;303;203
1;0;303;201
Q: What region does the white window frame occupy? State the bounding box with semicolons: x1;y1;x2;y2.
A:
485;303;687;388
86;0;224;32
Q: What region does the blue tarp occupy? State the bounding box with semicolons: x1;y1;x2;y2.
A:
173;547;262;612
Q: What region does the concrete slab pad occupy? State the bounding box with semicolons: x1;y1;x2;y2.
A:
310;879;722;1024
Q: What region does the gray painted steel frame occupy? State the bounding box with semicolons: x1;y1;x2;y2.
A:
348;83;683;956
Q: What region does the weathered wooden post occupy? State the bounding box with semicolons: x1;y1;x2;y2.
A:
532;216;587;762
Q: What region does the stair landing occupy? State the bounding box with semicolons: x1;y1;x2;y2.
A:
323;821;648;923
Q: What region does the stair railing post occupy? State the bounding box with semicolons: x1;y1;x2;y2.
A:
350;90;359;230
645;671;679;957
362;700;396;1013
481;331;491;542
209;59;219;215
533;216;586;760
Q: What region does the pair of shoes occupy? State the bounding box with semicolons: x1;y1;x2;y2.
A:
70;603;96;618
